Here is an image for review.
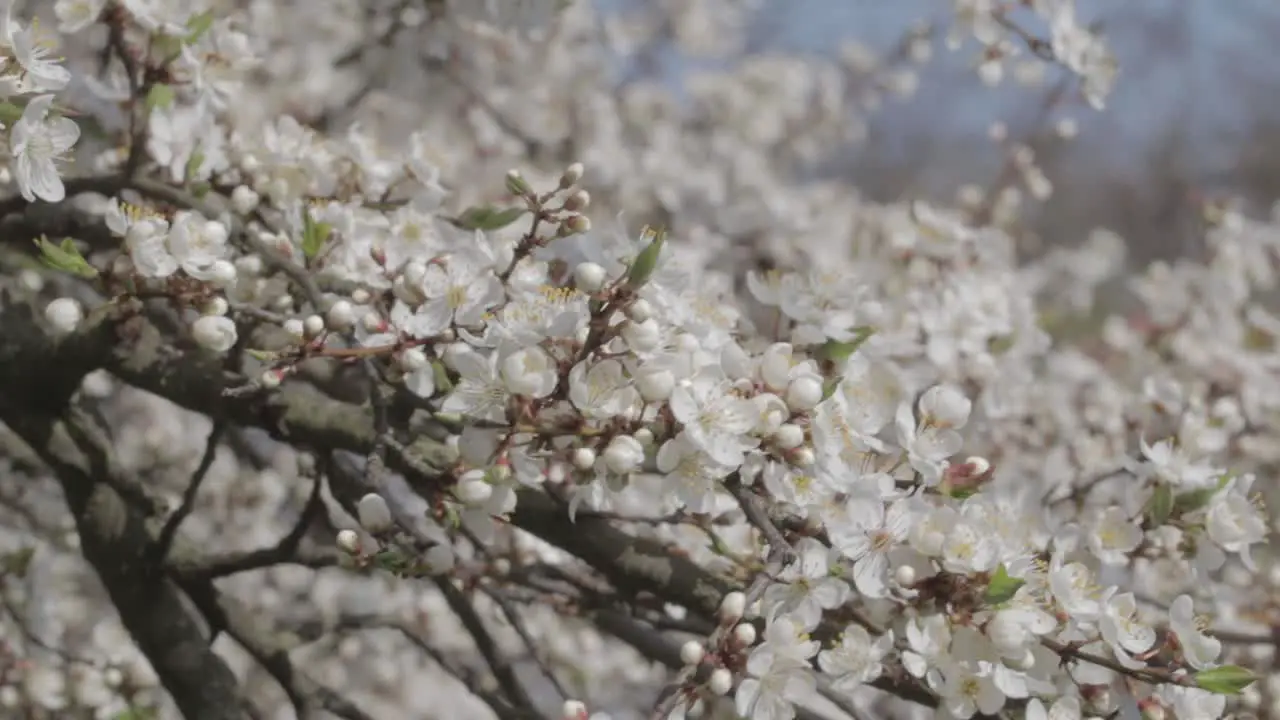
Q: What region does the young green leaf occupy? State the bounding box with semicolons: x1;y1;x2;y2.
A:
626;226;666;289
34;236;99;278
184;147;205;184
821;375;842;402
145;83;175;110
1195;665;1256;695
0;101;24;126
301;211;333;260
818;326;877;366
185;10;216;43
456;205;526;231
984;564;1024;605
431;359;454;394
1146;483;1174;526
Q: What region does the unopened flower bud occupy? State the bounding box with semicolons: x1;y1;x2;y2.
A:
44;297;82;334
202;296;229;316
506;169;533;197
455;472;493;506
634;427;655;445
719;591;746;623
357;493;393;533
327;300;355;331
621;318;661;352
563;189;590;212
559;214;591;236
260;369;283;389
336;529;360;554
964;455;991;476
627;298;653;323
235;254;263;276
192;315;238;352
303;314;325;338
572;447;596;471
573;262;607;292
732;623;757;647
361;311;383;333
773;423;804;450
708;668;733;696
602;435;643;475
791;447;815;467
679;640;705;666
208;259;238;288
559;162;584;189
402;259;427;287
560;700;588;720
230;184;260;213
282;317;304;340
351;288;371;304
894;564;917;587
636;367;675;403
399;348;428;372
785;374;824;412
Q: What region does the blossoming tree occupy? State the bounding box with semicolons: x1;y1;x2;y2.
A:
0;0;1272;719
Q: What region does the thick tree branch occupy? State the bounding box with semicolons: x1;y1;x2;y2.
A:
0;297;248;719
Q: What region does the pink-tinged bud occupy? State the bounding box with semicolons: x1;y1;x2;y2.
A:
561;700;588;720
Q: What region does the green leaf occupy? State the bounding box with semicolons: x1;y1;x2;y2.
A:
145;83;175;110
152;34;184;61
245;348;280;363
984;564;1024;606
0;101;23;126
821;376;841;402
818;327;877;366
987;334;1015;355
431;359;453;395
1195;665;1256;695
301;210;333;261
1175;487;1219;514
1146;484;1174;526
1;547;34;578
371;547;415;575
456;205;527;231
184;146;204;184
185;10;216;43
34;236;98;278
626;226;666;289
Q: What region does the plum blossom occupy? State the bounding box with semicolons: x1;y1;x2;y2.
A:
9;94;78;202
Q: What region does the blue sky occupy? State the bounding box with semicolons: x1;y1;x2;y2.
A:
601;0;1280;195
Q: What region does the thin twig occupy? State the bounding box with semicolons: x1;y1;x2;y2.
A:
174;471;327;580
436;578;547;720
151;421;226;567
